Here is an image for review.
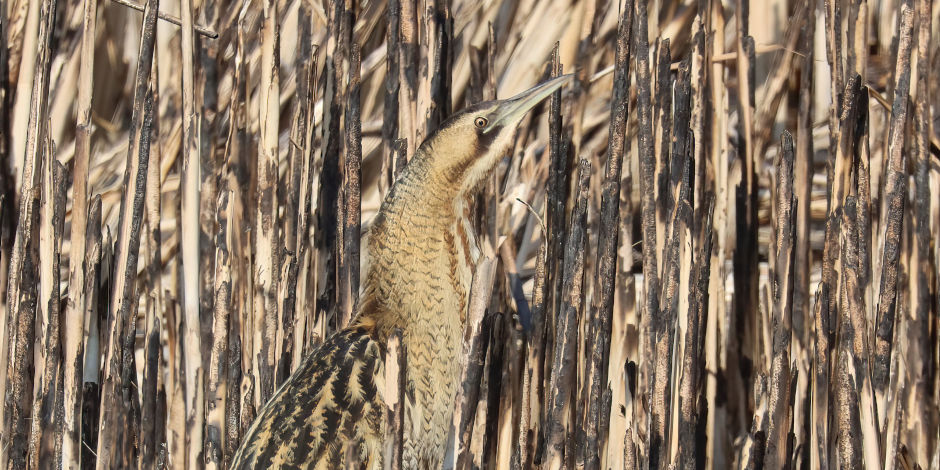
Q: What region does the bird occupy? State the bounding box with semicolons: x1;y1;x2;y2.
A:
230;73;573;470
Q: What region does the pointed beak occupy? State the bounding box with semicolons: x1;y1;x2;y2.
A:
483;74;574;133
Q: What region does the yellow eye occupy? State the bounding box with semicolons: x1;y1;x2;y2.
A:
474;117;488;128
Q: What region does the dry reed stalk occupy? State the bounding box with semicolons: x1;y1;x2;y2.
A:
0;0;55;465
704;2;733;466
281;3;316;381
94;0;158;463
179;0;204;463
139;76;164;470
751;0;808;157
108;0;218;38
416;0;452;143
254;0;280;407
61;0;97;466
7;0;39;188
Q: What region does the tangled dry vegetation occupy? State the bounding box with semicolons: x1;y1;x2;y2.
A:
0;0;937;468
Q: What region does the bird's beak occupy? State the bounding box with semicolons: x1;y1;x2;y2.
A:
483;74;574;133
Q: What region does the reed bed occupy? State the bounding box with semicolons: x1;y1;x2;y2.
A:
0;0;937;468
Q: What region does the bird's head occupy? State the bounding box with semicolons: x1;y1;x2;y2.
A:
415;74;574;196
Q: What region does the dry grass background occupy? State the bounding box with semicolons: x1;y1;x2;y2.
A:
0;0;938;468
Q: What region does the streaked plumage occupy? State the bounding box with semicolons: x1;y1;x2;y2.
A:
230;328;384;468
230;74;572;469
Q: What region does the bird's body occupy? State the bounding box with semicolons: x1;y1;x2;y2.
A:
230;75;571;470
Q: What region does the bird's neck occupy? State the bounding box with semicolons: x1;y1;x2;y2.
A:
355;157;480;342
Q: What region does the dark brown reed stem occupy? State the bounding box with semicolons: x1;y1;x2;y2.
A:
543;42;567;374
633;2;660;459
0;0;56;464
634;0;662;465
539;49;568;443
817;75;859;356
278;1;314;386
515;210;547;469
811;279;831;469
872;3;914;397
0;0;11;277
454;259;495;470
582;3;632;468
793;0;815;351
846;106;881;463
481;313;506;468
763;132;795;470
544;159;590;469
29;156;66;468
653;94;693;470
341;42;362;325
223;328;243;470
140;94;163;469
907;0;934;457
317;0;346;329
733;24;759;429
206;190;234;469
823;0;844;113
835;196;864;469
80;195;103;470
677;194;714;470
96;0;158;461
654;39;671;260
382;0;401;194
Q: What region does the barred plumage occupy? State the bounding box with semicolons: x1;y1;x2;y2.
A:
230;328;385;469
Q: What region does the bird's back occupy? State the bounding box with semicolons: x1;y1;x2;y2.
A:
229;327;385;469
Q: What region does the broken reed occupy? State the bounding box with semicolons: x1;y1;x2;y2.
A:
0;0;938;469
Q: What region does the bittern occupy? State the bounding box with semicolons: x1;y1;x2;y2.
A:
230;74;572;469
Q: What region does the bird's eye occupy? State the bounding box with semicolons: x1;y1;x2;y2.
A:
474;117;488;128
